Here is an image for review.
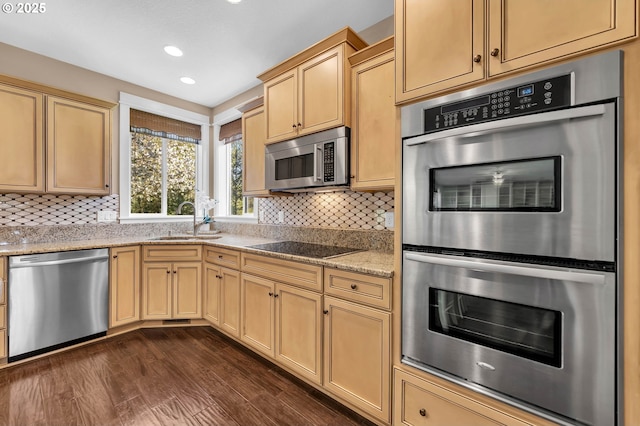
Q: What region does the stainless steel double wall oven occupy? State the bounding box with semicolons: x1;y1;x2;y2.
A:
401;51;622;426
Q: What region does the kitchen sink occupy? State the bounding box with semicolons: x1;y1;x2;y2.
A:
150;234;223;241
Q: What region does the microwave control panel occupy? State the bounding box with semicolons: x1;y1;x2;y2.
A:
323;142;335;182
423;74;572;134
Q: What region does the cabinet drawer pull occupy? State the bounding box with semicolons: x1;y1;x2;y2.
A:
218;255;223;259
350;284;357;290
473;54;481;63
490;48;500;57
419;408;426;417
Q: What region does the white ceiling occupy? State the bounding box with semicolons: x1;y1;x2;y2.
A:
0;0;393;108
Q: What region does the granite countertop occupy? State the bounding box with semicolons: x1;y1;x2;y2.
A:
0;233;394;278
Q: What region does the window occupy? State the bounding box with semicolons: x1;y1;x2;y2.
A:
119;93;209;223
214;115;256;221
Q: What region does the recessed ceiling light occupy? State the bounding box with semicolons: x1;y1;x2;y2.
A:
227;0;242;4
164;45;183;57
180;77;196;85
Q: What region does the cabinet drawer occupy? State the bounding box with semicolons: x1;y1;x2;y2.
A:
324;268;391;310
204;247;241;269
143;245;202;262
394;369;533;426
0;305;4;329
241;253;322;292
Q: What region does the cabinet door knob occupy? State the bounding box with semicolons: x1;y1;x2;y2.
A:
490;48;500;57
419;408;427;417
268;292;273;297
350;284;357;290
297;122;302;127
112;255;118;259
473;54;481;63
216;275;222;279
166;270;170;274
274;294;279;298
292;124;296;129
323;310;329;315
173;270;177;274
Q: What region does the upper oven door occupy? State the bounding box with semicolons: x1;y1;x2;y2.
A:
402;103;616;262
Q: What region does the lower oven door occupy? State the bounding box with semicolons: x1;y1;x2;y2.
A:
402;250;615;426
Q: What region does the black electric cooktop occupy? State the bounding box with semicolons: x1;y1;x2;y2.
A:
247;241;361;259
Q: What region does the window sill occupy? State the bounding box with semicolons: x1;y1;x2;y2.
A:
214;216;258;224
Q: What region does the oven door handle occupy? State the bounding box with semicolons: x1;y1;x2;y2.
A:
404;252;606;285
405;104;607;146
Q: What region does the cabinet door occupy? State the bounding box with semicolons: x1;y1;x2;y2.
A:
323;296;391;422
219;267;241;338
275;284;322;385
46;96;111;195
242;106;269;196
0;256;5;305
488;0;637;76
351;50;397;191
109;246;140;328
241;274;275;357
203;263;221;326
395;0;485;103
142;263;172;319
298;45;344;136
0;84;44;193
265;69;298;144
173;262;201;319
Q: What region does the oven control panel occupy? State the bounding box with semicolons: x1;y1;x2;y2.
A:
323;142;335;182
423;74;572;133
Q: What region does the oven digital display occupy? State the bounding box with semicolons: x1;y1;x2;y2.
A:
517;84;534;97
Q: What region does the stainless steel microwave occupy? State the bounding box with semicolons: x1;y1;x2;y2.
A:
265;126;349;192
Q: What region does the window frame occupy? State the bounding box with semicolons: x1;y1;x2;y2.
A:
213;108;258;223
119;92;210;223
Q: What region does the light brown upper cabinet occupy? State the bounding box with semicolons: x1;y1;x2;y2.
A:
395;0;638;104
241;103;269;196
0;77;114;195
258;27;368;144
0;84;44;193
349;37;397;191
47;96;111;195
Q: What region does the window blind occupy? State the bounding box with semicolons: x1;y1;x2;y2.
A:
219;118;242;144
130;109;201;144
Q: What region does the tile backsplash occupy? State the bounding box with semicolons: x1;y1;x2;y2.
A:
259;191;394;230
0;193;119;226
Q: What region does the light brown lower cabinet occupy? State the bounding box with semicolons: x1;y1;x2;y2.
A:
0;256;6;359
142;262;201;320
323;295;391;423
394;369;534;426
203;263;221;326
218;267;241;338
109;246;140;328
240;273;323;385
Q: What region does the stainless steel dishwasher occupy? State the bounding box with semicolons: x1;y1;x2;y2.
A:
8;248;109;361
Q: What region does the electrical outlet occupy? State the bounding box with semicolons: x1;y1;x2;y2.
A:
259;210;265;222
385;212;395;229
278;211;285;223
97;210;117;222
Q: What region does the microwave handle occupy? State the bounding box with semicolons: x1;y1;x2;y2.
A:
404;252;606;285
313;143;323;182
405;104;607;146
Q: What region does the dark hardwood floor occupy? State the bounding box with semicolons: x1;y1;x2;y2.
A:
0;327;376;426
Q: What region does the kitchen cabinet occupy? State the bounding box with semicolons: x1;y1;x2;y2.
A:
204;247;241;337
241;103;271;197
393;369;534;426
323;295;391;423
241;252;323;292
324;267;392;311
0;257;6;359
0;84;44;193
395;0;638;103
258;27;367;144
109;245;140;328
46;96;111;195
348;37;397;191
240;272;323;385
142;245;202;320
0;77;114;195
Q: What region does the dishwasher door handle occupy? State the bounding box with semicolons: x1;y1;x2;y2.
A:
10;254;109;268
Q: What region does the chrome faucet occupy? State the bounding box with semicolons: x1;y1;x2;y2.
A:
177;201;205;236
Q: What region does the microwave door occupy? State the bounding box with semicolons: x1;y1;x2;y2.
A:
268;143;318;190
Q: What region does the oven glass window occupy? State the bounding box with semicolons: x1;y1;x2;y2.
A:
275;153;314;180
429;288;561;367
430;157;560;211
